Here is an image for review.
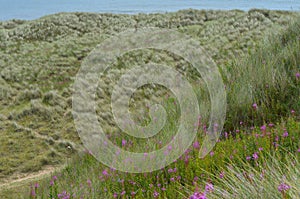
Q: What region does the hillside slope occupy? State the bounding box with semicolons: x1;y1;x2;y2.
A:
0;9;298;184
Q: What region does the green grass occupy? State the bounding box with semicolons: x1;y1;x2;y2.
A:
225;17;300;129
209;153;300;199
6;117;298;199
184;152;300;199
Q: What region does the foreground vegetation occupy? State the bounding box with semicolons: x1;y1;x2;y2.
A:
0;9;299;198
19;118;298;199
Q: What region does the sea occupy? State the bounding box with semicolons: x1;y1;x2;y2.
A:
0;0;300;21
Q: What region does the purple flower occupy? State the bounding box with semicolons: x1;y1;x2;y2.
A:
297;148;300;153
291;110;295;114
102;169;109;176
120;191;126;196
220;171;225;179
259;147;263;151
273;142;279;148
252;103;258;110
193;141;200;149
224;132;228;139
252;152;259;160
153;191;159;198
122;139;127;147
260;125;266;132
30;187;36;197
296;72;300;79
278;183;291;192
246;156;251;161
190;192;207;199
209;151;214;157
87;179;92;187
205;183;214;192
58;191;70;199
34;183;39;188
283;131;289;137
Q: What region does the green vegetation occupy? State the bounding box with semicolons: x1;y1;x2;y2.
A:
0;9;299;198
204;152;300;199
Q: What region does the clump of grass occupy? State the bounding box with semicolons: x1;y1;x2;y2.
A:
187;152;300;199
225;16;300;129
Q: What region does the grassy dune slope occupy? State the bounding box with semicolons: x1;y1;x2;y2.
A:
0;9;299;198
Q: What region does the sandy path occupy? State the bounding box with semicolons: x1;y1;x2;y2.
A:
0;165;65;191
